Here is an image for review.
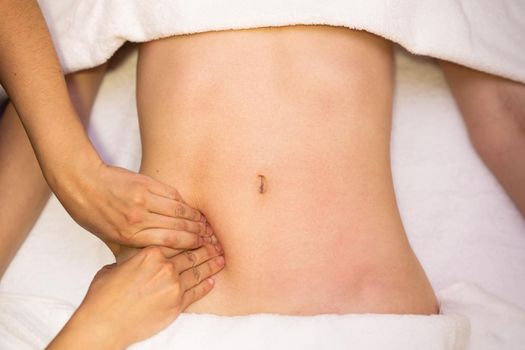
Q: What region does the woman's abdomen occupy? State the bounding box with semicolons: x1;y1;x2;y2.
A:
135;26;437;315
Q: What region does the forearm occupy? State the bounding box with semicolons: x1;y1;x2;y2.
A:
0;103;49;278
0;2;205;249
47;307;124;350
0;0;100;186
0;66;108;278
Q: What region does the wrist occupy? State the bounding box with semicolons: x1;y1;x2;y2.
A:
22;104;103;192
51;305;127;350
44;140;103;194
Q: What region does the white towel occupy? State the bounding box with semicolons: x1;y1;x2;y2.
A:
2;283;524;350
4;282;525;350
37;0;525;82
0;291;468;350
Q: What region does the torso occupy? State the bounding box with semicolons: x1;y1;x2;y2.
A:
127;25;437;315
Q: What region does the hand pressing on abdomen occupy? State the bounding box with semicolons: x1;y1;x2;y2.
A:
51;160;214;252
46;244;225;350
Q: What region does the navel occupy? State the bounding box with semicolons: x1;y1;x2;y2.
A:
257;174;267;194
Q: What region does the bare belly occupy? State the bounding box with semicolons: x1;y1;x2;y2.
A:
130;25;437;315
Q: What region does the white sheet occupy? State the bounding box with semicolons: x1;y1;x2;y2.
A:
38;0;525;82
0;48;524;349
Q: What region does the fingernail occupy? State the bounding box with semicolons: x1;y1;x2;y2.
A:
215;256;225;266
202;236;212;244
211;235;218;244
200;215;207;223
207;278;215;285
206;225;213;235
214;242;223;253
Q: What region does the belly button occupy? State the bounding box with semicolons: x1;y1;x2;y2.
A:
257;174;267;194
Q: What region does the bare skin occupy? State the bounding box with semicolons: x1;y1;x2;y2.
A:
0;66;107;278
47;245;224;350
0;59;212;278
121;26;438;315
440;61;525;217
0;0;207;253
0;60;225;348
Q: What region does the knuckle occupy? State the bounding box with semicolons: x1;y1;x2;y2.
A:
193;210;202;221
130;183;147;205
191;210;201;221
191;235;201;249
186;222;198;234
124;209;144;226
169;189;182;201
206;261;215;274
186;251;197;266
158;261;174;275
192;267;202;283
132;194;146;206
170;281;182;295
116;227;133;243
174;203;186;217
163;234;180;248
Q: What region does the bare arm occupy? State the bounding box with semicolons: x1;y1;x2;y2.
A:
0;0;99;177
439;61;525;216
0;0;212;251
0;66;107;278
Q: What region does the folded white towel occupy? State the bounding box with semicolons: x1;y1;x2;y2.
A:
38;0;525;82
130;311;468;350
0;291;469;350
3;283;525;350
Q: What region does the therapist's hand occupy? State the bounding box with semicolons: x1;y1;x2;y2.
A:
47;244;225;350
52;158;213;251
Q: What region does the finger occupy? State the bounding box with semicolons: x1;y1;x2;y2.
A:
180;256;225;291
145;177;183;201
126;246;164;267
131;228;203;249
156;246;185;259
180;278;215;311
145;213;211;236
147;194;205;223
120;246;185;262
171;244;222;274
